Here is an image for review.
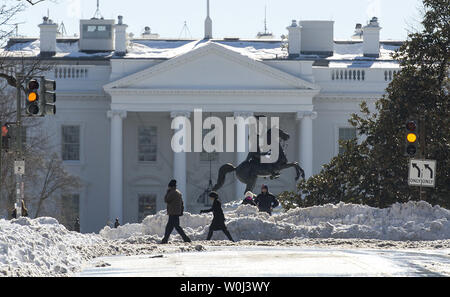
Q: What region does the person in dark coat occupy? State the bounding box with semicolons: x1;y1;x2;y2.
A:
114;218;120;228
242;191;257;206
161;179;191;244
254;185;279;215
200;191;235;242
74;218;81;232
11;200;29;219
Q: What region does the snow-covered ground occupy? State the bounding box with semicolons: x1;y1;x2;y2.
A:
100;201;450;242
0;217;103;276
1;201;450;277
77;246;450;277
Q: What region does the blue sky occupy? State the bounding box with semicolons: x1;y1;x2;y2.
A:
14;0;423;40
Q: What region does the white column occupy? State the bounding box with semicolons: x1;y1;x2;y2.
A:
234;111;253;198
107;110;127;223
171;111;191;206
297;111;317;179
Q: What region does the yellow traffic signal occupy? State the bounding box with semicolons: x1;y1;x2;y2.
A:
405;120;419;157
26;79;40;116
28;91;38;102
407;133;417;143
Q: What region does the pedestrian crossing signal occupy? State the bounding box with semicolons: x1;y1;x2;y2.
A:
1;124;11;150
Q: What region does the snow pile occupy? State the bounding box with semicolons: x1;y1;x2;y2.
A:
0;217;102;277
217;40;286;60
331;42;400;60
100;201;450;242
127;40;201;59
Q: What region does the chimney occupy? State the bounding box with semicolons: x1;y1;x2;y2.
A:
363;17;381;57
352;23;363;40
115;15;128;56
286;20;301;57
39;17;58;57
204;0;212;39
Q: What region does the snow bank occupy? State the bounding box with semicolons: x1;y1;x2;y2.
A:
0;217;102;277
100;201;450;242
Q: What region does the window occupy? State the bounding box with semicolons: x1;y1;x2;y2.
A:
138;126;157;162
138;194;157;222
338;127;357;154
61;194;80;231
200;128;219;162
62;126;80;161
82;24;112;39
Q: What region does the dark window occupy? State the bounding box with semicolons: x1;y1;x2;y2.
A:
200;128;219;162
138;194;157;222
138;126;157;162
339;128;357;154
62;126;80;161
61;194;80;231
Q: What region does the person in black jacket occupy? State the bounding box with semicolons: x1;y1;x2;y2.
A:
200;191;235;242
114;218;120;228
254;185;279;215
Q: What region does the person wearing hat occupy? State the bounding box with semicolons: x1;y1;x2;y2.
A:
254;184;279;215
161;179;191;244
200;191;235;242
242;191;257;206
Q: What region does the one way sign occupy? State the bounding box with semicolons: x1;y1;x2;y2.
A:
408;159;436;188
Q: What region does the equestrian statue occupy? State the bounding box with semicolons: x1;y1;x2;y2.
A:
212;127;305;194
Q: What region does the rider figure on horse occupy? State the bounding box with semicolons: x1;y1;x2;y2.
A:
245;128;282;180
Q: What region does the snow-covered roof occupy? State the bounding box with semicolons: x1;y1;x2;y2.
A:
1;37;402;67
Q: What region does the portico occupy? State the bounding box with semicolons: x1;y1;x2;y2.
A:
104;42;320;222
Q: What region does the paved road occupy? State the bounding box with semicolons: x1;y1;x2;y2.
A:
77;246;450;277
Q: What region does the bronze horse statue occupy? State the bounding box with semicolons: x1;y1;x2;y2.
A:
212;128;305;194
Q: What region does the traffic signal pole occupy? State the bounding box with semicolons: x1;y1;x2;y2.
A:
15;73;23;217
419;116;426;202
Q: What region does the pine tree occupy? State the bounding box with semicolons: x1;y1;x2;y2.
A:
280;0;450;209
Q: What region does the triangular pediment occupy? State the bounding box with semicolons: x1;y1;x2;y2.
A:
104;42;319;91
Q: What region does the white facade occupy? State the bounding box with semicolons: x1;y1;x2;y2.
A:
1;16;402;232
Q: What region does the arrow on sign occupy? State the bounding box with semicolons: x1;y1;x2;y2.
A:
424;164;434;179
412;163;421;178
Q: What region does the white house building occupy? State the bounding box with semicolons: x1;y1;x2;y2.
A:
1;5;402;232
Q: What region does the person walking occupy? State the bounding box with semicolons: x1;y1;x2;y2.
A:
161;179;191;244
11;200;29;219
254;185;279;215
242;191;257;206
200;191;235;242
74;218;81;232
114;218;120;228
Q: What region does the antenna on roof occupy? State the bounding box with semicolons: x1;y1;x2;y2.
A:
264;5;268;35
257;4;274;39
9;22;25;37
58;21;67;37
179;21;193;39
93;0;103;19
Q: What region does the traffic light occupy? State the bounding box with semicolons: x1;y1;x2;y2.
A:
405;120;419;157
1;123;11;151
26;79;40;116
40;78;56;116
